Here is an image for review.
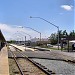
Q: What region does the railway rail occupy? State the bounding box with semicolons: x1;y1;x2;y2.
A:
9;46;56;75
10;50;24;75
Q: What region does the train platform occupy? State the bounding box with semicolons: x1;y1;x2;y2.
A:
10;44;35;51
0;46;9;75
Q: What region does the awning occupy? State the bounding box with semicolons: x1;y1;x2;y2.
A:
0;30;6;42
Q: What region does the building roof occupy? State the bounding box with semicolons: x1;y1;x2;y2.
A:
61;36;75;40
0;30;6;42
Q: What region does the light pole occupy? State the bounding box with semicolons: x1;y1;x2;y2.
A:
18;26;41;43
14;32;27;50
12;33;23;44
17;31;32;40
30;16;59;50
25;36;26;51
17;31;32;46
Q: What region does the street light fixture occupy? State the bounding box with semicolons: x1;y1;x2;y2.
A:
15;35;22;44
15;32;26;51
17;31;32;40
30;16;59;50
17;31;32;47
12;33;24;44
18;26;41;43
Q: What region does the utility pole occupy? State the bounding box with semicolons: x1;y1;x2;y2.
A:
25;36;26;51
30;16;59;50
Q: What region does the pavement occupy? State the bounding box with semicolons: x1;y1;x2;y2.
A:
10;44;75;62
10;44;35;51
0;46;9;75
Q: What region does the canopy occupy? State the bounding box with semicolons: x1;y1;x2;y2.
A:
0;30;6;42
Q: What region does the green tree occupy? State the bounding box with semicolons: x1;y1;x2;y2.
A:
49;33;57;45
69;30;75;36
8;40;16;43
62;30;68;36
48;30;75;45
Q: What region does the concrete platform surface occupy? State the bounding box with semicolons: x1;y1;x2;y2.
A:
0;46;9;75
10;44;35;51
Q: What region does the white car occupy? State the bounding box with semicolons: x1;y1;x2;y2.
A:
47;44;53;47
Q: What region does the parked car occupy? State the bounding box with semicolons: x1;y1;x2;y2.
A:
47;44;53;47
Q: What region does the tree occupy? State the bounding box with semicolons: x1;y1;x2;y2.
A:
7;40;16;43
62;30;68;36
69;30;75;36
49;30;75;45
49;33;57;45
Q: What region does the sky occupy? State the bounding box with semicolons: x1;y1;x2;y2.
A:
0;0;74;40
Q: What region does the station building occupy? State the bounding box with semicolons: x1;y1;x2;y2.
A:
0;30;6;50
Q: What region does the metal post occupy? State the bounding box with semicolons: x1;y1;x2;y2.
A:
58;27;59;50
17;31;31;41
30;16;59;50
39;32;41;45
18;26;41;44
68;40;69;52
20;38;21;45
25;36;26;50
26;27;41;42
40;33;41;42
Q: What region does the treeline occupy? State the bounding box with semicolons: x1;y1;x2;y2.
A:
48;30;75;45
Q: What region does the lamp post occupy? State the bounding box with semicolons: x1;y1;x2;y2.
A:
18;26;41;43
17;31;32;46
30;16;59;50
12;33;23;44
14;32;27;50
25;36;26;51
17;31;32;40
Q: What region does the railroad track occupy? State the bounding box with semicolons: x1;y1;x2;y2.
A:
10;50;24;75
9;46;56;75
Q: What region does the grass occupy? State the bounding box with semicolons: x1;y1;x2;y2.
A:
38;45;61;50
46;47;62;51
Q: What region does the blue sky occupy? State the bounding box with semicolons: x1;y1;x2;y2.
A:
0;0;74;40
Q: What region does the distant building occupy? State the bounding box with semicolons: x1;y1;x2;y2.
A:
31;38;40;42
31;37;49;42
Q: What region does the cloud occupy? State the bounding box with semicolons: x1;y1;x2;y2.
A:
0;23;54;41
0;23;41;40
0;23;14;32
61;5;73;11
